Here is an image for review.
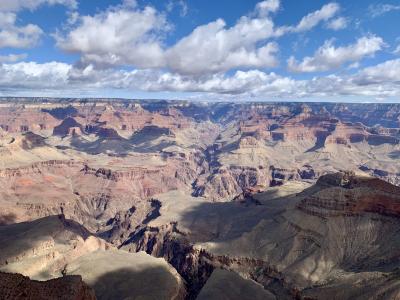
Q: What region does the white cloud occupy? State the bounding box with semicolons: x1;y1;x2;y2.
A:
353;59;400;85
0;61;71;91
275;2;340;36
0;12;43;48
1;0;397;101
288;35;385;73
1;58;400;101
54;1;354;76
0;53;27;63
56;4;169;69
164;0;281;74
0;0;77;12
369;3;400;18
57;1;280;75
0;1;77;49
115;59;400;99
165;17;279;75
256;0;280;17
326;17;348;30
295;2;340;32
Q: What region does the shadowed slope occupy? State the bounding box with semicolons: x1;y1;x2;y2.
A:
0;272;96;300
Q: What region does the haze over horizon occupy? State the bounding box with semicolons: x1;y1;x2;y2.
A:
0;0;399;102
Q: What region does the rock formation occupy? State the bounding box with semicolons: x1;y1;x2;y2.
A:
0;215;186;300
1;98;400;299
0;272;96;300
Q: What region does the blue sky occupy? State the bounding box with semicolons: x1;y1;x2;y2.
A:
0;0;399;102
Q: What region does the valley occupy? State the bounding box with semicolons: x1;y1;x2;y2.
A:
1;98;400;299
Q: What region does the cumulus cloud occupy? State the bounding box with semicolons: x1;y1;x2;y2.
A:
353;59;400;85
56;4;169;69
0;61;71;91
287;35;385;73
54;1;354;76
0;0;396;101
0;0;77;49
1;58;400;100
326;17;348;30
131;61;399;98
164;0;281;74
0;12;43;48
56;0;281;75
165;17;279;75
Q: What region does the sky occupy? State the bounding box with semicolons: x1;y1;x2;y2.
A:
0;0;399;102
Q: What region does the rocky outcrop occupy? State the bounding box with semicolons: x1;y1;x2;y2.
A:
193;166;270;201
0;215;112;277
298;171;400;217
53;117;83;137
121;222;298;299
270;166;321;186
121;223;216;298
0;216;186;300
0;156;200;231
65;250;187;300
0;272;96;300
194;165;320;201
95;127;123;140
130;125;175;144
20;132;46;149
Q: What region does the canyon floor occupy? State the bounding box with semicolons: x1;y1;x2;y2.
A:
1;99;400;299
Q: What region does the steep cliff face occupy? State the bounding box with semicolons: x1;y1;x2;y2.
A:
298;171;400;217
0;214;115;286
0;155;201;232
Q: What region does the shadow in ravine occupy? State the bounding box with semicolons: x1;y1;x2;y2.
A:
89;266;185;300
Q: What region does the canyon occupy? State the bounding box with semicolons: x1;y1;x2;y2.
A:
1;98;400;299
